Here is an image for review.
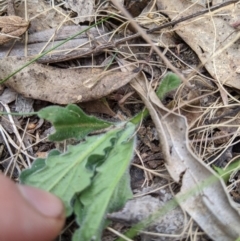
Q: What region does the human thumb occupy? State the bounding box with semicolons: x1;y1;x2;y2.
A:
0;174;65;241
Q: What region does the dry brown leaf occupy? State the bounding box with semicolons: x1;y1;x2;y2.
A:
79;100;116;117
157;0;240;89
16;0;70;33
137;0;177;48
127;0;151;17
64;0;95;23
131;73;240;241
0;16;29;45
0;0;22;15
0;56;137;104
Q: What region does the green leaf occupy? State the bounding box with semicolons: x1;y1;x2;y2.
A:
73;196;85;226
37;104;112;141
20;158;46;178
156;72;181;100
72;123;136;241
20;125;125;216
130;73;181;126
20;150;63;179
213;159;240;183
108;172;133;213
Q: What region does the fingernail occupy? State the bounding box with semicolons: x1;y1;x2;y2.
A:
18;185;64;218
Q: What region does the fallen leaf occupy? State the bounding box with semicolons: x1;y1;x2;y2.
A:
157;0;240;90
79;99;116;117
0;16;29;45
0;56;137;104
64;0;95;23
16;0;69;32
127;0;151;17
136;0;177;48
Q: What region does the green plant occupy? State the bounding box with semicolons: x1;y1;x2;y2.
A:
213;159;240;183
0;11;181;237
17;73;182;240
21;107;136;239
